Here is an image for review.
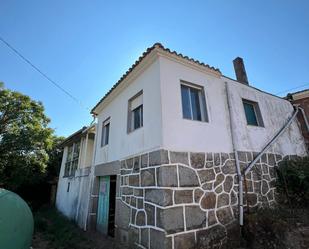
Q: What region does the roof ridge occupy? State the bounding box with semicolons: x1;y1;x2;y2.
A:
91;43;220;114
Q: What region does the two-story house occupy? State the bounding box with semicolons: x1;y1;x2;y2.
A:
56;43;307;249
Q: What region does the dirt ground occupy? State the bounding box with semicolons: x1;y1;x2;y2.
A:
32;231;118;249
32;231;120;249
32;207;126;249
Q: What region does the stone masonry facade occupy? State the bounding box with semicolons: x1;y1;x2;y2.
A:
115;149;289;249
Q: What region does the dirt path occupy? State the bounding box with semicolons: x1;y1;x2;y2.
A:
32;207;127;249
32;230;121;249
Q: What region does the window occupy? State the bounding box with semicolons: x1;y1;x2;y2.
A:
63;142;80;177
64;145;73;177
71;142;80;172
101;118;110;147
242;99;264;127
181;83;208;122
128;91;143;132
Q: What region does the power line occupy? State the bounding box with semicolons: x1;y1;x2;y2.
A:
3;35;308;108
276;83;309;95
0;36;90;111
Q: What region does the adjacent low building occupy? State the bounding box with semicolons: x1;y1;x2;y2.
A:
56;43;307;249
56;125;95;230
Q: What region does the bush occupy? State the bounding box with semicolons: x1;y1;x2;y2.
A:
276;156;309;207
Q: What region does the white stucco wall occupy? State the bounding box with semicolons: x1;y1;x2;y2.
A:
56;147;77;218
94;59;162;165
85;138;94;167
93;53;307;163
159;56;233;153
158;55;307;156
56;143;92;230
225;78;307;156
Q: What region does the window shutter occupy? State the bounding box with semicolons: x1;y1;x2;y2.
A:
131;94;143;110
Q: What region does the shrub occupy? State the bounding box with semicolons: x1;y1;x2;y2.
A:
276;156;309;207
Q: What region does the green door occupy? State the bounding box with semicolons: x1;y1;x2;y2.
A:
96;176;110;234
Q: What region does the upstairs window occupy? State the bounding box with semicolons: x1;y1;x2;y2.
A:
242;99;264;127
64;145;73;177
101;118;110;147
128;91;143;132
64;142;80;177
181;83;208;122
71;142;80;172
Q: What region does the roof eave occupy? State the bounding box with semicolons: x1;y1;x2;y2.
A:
91;43;221;115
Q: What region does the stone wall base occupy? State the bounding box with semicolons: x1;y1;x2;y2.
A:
112;149;297;249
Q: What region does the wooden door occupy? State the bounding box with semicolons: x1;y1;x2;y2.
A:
96;176;110;234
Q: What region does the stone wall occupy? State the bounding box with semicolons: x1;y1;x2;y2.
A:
116;149;288;249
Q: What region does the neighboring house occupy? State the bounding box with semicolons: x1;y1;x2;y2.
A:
286;89;309;149
56;125;95;230
56;43;307;249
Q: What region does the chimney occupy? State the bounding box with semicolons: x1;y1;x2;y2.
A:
233;57;249;85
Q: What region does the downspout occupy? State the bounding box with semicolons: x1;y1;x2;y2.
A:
299;106;309;133
84;115;98;231
225;82;244;226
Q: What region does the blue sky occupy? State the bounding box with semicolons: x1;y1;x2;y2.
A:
1;0;308;137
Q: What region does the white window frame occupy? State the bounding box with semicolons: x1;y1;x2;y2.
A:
127;90;143;133
63;141;80;177
180;81;208;122
101;117;110;147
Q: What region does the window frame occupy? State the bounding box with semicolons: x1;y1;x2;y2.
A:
101;117;110;147
63;141;81;178
180;81;209;122
127;90;143;133
242;99;264;127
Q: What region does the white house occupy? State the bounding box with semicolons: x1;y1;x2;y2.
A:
56;43;307;249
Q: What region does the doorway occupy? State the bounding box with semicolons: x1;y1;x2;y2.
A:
96;175;116;237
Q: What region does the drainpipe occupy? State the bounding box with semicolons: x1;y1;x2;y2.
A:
225;82;244;226
84;116;98;231
298;106;309;133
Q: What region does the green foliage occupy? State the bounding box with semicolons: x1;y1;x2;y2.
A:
276;156;309;206
0;84;59;190
46;135;65;180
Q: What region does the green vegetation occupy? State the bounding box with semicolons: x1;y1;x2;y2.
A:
0;83;64;207
276;156;309;207
242;157;309;249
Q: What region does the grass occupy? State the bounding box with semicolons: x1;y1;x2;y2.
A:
33;207;94;249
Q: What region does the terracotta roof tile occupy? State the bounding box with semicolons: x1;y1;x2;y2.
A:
91;43;221;114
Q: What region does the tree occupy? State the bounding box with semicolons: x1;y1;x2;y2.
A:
46;135;65;181
0;83;54;190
